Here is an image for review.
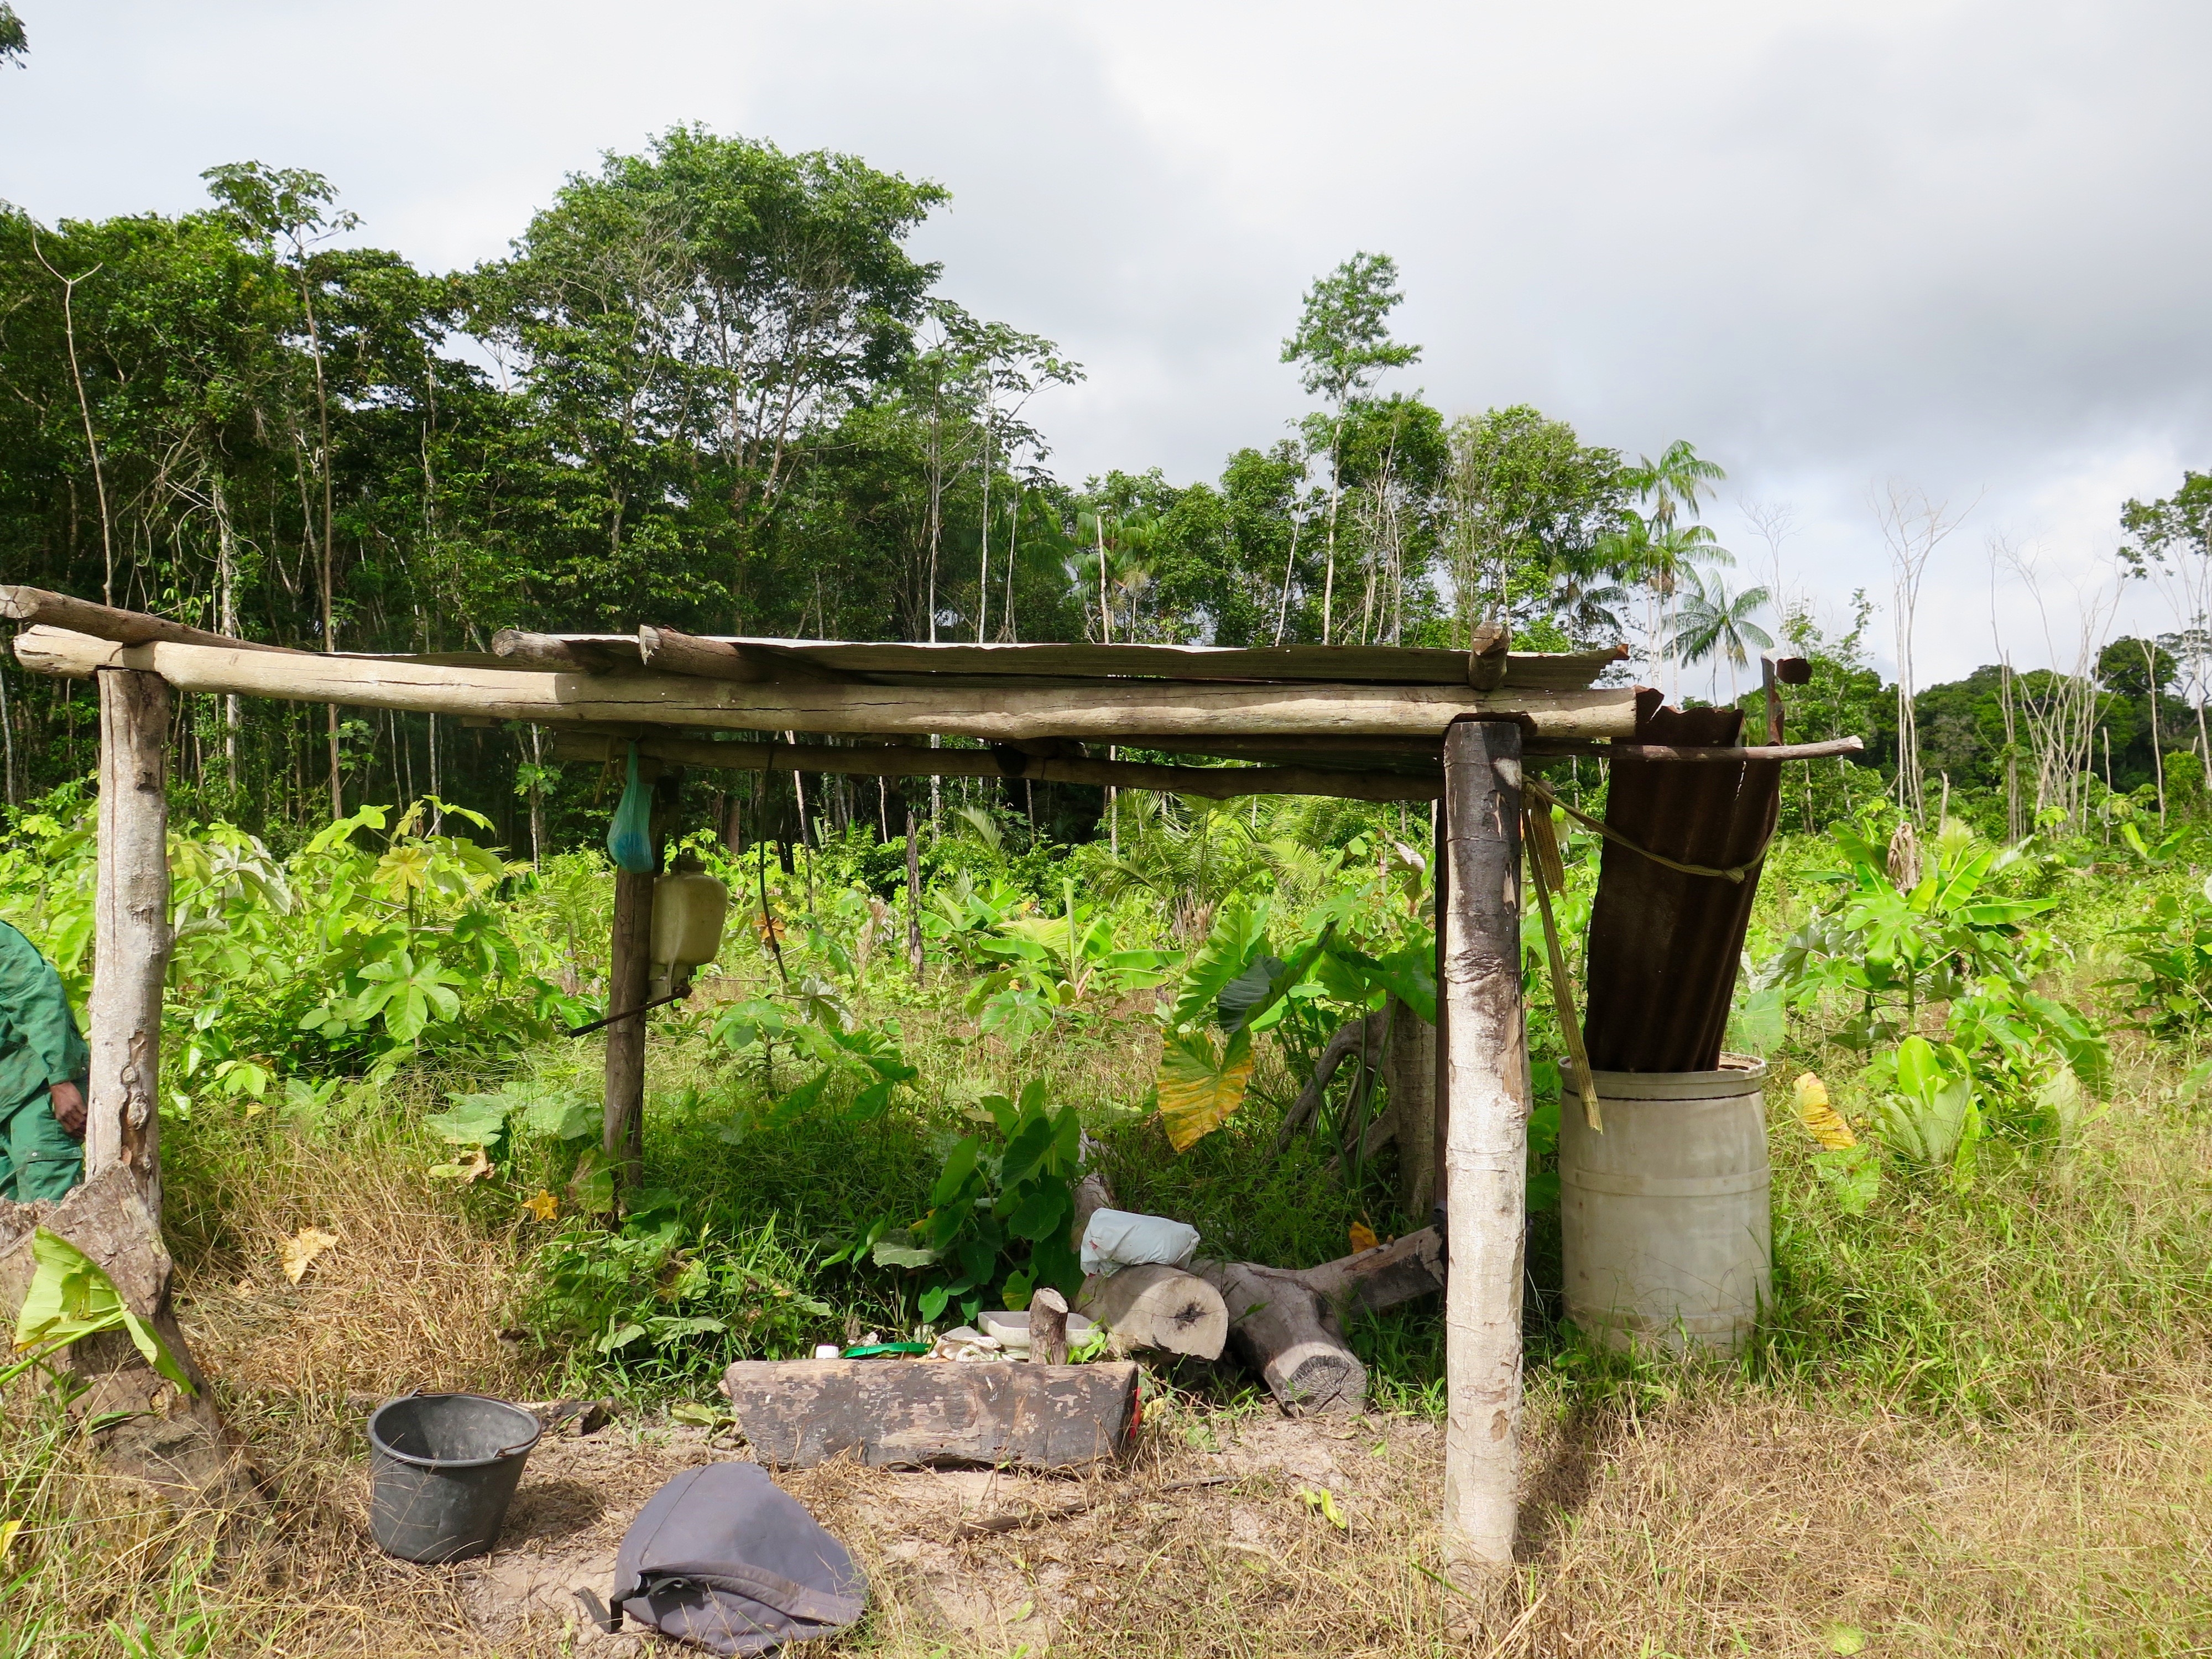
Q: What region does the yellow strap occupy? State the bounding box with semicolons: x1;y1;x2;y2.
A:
1523;776;1765;885
1524;805;1603;1134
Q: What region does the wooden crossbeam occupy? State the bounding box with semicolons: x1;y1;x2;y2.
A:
14;628;1639;743
547;731;1442;801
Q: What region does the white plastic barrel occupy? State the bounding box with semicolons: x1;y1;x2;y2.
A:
649;865;728;999
1559;1055;1771;1356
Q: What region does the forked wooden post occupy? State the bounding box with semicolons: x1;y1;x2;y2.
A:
1438;715;1528;1582
87;666;173;1215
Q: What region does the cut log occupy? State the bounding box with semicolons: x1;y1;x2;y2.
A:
1197;1259;1365;1414
1030;1287;1071;1365
14;627;1641;743
717;1359;1139;1469
1077;1265;1229;1360
638;625;841;685
0;1169;255;1504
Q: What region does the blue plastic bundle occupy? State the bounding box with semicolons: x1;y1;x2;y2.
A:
606;743;656;874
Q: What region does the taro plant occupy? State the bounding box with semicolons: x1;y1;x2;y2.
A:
849;1080;1084;1326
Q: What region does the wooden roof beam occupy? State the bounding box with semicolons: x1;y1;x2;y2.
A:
13;628;1638;743
549;732;1441;802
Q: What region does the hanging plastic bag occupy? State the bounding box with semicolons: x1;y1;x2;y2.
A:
607;743;656;875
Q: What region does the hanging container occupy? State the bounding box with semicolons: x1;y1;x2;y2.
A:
648;854;728;1000
1559;1055;1770;1357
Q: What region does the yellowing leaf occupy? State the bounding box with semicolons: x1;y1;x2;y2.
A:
1298;1485;1349;1530
0;1519;20;1557
1348;1222;1380;1254
430;1146;495;1183
1794;1073;1856;1150
1156;1029;1255;1152
280;1227;340;1284
523;1189;560;1223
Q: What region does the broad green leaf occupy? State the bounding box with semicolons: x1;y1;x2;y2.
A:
931;1136;983;1208
12;1229;192;1394
424;1091;515;1145
523;1091;596;1141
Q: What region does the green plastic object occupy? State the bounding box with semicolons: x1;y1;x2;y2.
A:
607;743;656;874
839;1342;929;1359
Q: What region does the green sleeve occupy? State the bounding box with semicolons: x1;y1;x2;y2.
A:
0;921;87;1088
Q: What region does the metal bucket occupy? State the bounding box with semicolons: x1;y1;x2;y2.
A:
1560;1056;1771;1356
367;1393;541;1563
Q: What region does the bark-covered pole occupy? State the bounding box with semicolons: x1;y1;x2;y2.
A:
1438;714;1527;1584
87;666;172;1216
602;760;669;1196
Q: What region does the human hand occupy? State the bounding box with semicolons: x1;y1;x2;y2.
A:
49;1080;86;1140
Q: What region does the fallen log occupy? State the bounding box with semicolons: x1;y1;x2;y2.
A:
1077;1264;1230;1360
1195;1227;1448;1417
718;1359;1139;1469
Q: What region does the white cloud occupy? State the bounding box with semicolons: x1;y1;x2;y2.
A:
3;0;2206;679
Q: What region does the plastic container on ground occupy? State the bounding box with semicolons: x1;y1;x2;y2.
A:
1559;1055;1771;1357
367;1392;542;1563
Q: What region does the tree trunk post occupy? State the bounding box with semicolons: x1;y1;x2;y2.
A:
87;666;172;1216
603;761;667;1194
1437;715;1527;1587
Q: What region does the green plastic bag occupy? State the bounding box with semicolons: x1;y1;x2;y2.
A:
607;743;656;874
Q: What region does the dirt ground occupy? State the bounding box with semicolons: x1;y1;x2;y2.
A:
427;1402;1436;1654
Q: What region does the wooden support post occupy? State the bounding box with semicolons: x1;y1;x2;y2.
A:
88;667;172;1213
1438;716;1528;1586
602;761;665;1195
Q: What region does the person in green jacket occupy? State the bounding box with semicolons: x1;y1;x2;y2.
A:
0;919;88;1204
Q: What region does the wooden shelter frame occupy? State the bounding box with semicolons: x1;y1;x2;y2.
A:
3;585;1856;1589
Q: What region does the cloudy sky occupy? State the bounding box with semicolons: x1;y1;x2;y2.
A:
4;1;2208;684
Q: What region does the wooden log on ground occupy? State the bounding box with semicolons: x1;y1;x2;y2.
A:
1077;1265;1229;1360
1030;1287;1071;1365
550;728;1442;803
13;628;1641;744
1197;1259;1366;1414
1438;716;1531;1585
717;1359;1140;1469
88;667;172;1211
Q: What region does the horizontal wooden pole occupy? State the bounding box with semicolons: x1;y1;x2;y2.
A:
1;585;290;654
493;630;1630;690
1527;736;1866;763
549;731;1442;801
14;628;1639;743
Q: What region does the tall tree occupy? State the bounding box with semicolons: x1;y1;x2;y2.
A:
1280;252;1420;644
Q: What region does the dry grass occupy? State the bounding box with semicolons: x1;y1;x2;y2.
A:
10;1044;2212;1653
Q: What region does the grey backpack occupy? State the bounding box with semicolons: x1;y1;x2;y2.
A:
577;1462;868;1654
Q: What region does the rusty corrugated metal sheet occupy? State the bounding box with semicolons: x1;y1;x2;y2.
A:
1580;693;1782;1072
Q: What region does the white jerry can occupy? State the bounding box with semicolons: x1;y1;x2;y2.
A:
648;855;729;1000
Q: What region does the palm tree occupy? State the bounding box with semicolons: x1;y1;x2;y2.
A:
1671;567;1774;698
1627;440;1726;535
